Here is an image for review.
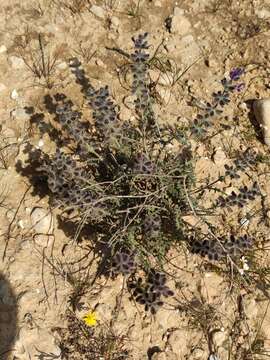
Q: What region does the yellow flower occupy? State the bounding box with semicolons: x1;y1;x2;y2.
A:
83;311;97;327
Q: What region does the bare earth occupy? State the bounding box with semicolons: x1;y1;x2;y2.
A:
0;0;270;359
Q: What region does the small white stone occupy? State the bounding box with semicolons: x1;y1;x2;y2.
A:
253;99;270;146
11;89;19;100
0;45;7;53
30;207;53;234
37;139;44;148
110;16;120;29
0;83;7;92
95;59;106;67
57;61;67;70
9;56;25;69
90;5;106;19
213;149;226;164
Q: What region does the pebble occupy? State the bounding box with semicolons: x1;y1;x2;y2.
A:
212;148;226;164
90;5;106;19
253;99;270;146
255;8;270;19
95;58;106;67
0;45;7;53
171;7;191;35
9;55;25;69
0;83;7;92
56;61;68;70
110;16;120;29
11;89;19;100
30;207;53;234
37;139;44;148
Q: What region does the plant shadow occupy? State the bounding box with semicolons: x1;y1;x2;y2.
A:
0;272;18;359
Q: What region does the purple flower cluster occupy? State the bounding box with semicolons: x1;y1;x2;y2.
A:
191;67;245;137
190;233;254;261
130;33;152;118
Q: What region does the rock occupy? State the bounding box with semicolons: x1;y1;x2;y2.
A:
110;16;120;29
30;207;53;234
36;139;44;148
9;55;25;69
11;108;29;121
255;8;270;19
212;148;226;165
56;61;67;70
176;35;201;66
95;303;112;322
11;89;19;100
171;8;191;35
95;58;106;67
0;83;7;92
155;308;179;331
90;5;106;19
253;99;270;146
0;45;7;53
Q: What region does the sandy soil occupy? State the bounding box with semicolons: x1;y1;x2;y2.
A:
0;0;270;359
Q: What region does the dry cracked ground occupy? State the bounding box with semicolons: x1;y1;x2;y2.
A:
0;0;270;359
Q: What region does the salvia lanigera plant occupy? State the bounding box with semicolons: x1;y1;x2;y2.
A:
19;33;257;314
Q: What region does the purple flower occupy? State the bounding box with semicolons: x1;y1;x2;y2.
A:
229;68;244;81
234;82;245;92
